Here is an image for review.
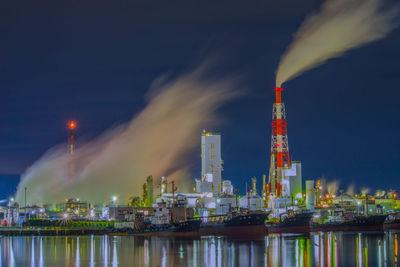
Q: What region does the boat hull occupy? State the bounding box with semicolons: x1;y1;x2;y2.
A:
266;212;313;234
311;215;388;232
109;220;201;237
384;220;400;230
199;212;270;236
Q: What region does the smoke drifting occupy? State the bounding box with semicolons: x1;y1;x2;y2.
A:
326;181;339;195
15;64;239;205
276;0;399;87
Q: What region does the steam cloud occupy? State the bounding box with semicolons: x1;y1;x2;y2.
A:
326;180;339;195
15;64;239;205
276;0;399;87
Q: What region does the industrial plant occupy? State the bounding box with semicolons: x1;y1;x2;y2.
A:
0;87;399;237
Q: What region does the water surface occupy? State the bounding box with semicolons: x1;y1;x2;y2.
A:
1;231;399;266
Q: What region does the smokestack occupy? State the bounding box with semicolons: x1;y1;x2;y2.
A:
67;121;76;155
268;87;290;197
251;177;257;196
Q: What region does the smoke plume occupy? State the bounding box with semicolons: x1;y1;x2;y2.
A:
15;64;239;205
361;188;371;195
327;181;339;195
346;184;355;195
276;0;399;87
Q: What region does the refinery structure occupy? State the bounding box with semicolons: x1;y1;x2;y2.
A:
1;86;399;231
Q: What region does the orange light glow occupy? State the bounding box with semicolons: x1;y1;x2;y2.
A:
68;121;76;130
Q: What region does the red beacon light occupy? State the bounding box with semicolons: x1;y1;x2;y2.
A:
68;121;77;130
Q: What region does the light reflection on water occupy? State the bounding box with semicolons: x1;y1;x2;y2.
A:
0;232;399;266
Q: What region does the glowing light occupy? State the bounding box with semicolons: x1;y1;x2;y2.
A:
68;121;76;130
112;196;117;202
63;213;68;219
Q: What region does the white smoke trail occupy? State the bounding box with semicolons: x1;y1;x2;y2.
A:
361;188;370;195
276;0;399;87
346;184;355;195
15;63;240;205
327;180;339;195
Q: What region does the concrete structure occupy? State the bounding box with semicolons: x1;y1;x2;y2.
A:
201;131;222;195
281;162;302;198
67;121;76;155
305;180;315;211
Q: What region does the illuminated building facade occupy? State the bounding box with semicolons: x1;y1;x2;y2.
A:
201;131;222;195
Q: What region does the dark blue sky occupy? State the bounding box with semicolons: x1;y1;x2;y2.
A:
1;0;400;199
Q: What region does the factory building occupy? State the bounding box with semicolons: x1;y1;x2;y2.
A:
201;131;222;195
281;161;302;198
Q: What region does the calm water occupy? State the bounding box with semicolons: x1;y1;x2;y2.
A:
0;231;399;266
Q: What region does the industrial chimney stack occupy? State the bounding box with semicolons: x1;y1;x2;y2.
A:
68;121;76;155
268;87;290;196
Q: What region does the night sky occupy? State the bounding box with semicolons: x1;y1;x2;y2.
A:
1;0;400;200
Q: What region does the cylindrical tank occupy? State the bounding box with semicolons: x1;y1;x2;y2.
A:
305;180;315;211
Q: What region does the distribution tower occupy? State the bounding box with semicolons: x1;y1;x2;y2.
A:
268;87;290;196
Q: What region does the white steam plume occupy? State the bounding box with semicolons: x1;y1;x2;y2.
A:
327;180;339;195
346;184;355;195
276;0;399;87
15;64;239;205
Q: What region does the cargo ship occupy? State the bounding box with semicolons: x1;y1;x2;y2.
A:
199;211;270;236
267;210;313;234
109;196;201;237
109;219;201;237
311;214;388;232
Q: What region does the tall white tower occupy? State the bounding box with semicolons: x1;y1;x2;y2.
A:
201;131;222;195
